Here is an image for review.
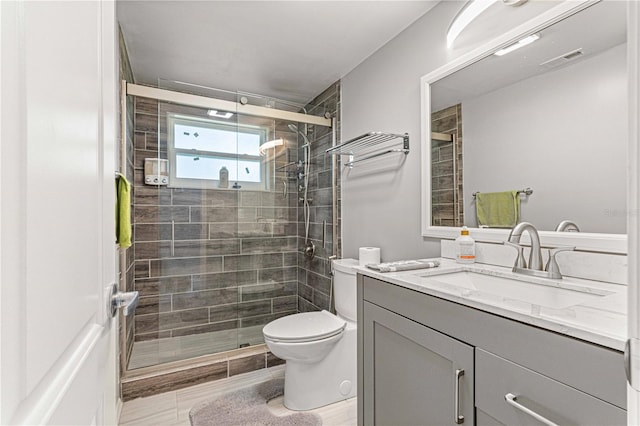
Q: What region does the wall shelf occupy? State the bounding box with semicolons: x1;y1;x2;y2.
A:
325;132;409;167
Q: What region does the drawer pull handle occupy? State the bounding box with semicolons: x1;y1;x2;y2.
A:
454;369;464;424
504;393;558;426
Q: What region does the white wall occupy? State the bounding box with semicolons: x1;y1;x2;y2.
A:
463;43;627;233
341;1;561;261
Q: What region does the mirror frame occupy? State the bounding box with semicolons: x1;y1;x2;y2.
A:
420;0;627;254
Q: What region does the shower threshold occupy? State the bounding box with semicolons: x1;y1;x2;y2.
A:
128;324;265;370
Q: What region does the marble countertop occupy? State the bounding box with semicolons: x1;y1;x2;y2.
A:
357;258;627;351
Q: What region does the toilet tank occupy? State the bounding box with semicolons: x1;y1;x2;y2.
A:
332;258;359;321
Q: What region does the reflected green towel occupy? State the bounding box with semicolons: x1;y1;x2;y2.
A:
475;191;520;228
116;173;132;249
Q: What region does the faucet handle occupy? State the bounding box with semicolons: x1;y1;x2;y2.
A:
545;246;575;278
504;241;527;269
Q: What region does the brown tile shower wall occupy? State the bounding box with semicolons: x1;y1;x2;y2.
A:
431;104;464;227
297;81;342;313
131;97;299;344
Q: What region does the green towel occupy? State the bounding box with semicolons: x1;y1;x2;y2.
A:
475;191;520;228
116;173;132;249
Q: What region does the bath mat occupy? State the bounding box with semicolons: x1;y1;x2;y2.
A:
189;378;322;426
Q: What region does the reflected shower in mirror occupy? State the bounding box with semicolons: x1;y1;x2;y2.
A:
431;105;463;227
428;0;627;234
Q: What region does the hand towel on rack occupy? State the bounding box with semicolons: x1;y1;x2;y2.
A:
475;191;520;228
116;173;132;249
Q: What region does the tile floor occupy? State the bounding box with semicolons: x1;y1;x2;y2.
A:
118;365;357;426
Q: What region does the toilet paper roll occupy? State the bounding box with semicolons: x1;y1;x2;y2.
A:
359;247;381;266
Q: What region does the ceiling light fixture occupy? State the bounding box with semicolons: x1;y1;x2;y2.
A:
447;0;528;48
447;0;498;48
207;109;234;119
259;138;284;155
493;33;540;56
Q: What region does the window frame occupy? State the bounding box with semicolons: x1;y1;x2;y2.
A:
166;113;269;190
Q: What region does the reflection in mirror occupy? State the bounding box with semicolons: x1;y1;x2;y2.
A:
429;1;627;234
431;107;463;227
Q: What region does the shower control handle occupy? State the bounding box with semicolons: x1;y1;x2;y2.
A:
108;283;139;318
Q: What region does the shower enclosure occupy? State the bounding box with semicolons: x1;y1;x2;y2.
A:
119;82;341;376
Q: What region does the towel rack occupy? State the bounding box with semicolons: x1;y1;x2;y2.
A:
472;187;533;198
325;132;409;167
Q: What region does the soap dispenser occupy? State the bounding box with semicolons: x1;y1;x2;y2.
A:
456;226;476;264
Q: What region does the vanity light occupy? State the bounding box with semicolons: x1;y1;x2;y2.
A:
494;33;540;56
259;138;284;155
207;109;234;119
447;0;528;48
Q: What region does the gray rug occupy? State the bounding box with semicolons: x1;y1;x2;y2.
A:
189;379;322;426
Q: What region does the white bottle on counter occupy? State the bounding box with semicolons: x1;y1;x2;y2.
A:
456;226;475;264
219;166;229;188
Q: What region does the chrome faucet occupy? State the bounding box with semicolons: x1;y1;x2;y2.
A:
507;222;543;271
555;220;580;232
505;222;574;279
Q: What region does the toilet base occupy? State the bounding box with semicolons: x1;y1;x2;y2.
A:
282;323;357;411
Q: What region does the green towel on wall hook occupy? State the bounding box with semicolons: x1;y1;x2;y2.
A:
116;173;132;249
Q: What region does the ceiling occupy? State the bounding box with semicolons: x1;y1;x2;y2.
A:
117;1;441;106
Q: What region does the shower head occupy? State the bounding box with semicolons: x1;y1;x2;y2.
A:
288;123;310;146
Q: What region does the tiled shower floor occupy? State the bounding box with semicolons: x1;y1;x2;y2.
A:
128;325;265;370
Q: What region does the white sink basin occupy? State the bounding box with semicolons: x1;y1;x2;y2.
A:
419;270;613;309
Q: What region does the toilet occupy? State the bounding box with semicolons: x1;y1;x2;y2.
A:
262;258;358;411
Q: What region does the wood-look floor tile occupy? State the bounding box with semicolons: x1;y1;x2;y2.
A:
119;366;356;426
118;391;177;425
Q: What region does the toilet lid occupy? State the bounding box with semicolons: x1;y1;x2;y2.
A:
263;310;346;343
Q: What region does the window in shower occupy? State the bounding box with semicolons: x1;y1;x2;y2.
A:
167;113;268;190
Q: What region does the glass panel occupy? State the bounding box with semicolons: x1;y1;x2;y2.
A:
125;98;243;370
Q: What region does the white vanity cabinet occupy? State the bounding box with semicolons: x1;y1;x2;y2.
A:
357;274;626;426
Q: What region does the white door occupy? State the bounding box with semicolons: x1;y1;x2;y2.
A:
0;1;119;425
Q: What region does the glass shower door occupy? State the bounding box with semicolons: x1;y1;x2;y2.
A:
127;98;243;369
232;109;299;348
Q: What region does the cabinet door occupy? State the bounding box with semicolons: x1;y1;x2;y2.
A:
362;301;474;426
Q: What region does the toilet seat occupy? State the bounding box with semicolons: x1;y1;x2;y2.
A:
263;310;346;343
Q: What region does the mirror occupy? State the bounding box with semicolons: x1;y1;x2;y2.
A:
421;0;628;252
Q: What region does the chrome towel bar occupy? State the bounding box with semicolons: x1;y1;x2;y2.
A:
472;187;533;198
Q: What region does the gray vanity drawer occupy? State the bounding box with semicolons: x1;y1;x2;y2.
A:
475;348;625;426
